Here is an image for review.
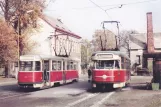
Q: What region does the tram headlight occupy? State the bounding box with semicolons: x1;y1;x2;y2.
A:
102;75;107;79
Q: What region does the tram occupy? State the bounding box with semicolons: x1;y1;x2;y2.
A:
18;55;79;88
91;51;131;89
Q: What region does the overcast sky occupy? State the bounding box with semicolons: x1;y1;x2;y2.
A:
44;0;161;40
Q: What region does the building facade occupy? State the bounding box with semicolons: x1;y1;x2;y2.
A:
129;33;161;72
0;15;82;78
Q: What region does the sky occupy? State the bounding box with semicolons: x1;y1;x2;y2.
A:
44;0;161;40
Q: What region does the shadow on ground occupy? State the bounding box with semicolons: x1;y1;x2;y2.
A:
0;84;43;93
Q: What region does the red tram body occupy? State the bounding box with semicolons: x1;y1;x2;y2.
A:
18;55;79;88
91;51;131;89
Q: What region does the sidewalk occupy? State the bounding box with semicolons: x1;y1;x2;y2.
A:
0;76;17;86
104;76;161;107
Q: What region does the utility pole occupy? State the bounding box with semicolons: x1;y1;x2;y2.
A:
102;21;120;50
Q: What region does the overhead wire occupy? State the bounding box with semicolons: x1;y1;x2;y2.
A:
45;0;159;11
88;0;112;20
46;0;57;8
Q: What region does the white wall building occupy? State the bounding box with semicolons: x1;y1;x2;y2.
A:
0;15;82;77
28;15;82;74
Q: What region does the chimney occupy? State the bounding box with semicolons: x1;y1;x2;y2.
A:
147;12;154;53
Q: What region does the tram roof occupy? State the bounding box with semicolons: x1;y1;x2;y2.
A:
20;55;79;61
92;51;130;60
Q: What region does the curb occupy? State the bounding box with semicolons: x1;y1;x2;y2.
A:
0;81;17;86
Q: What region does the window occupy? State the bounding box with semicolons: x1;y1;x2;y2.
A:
95;60;114;69
20;61;33;71
121;57;124;69
67;61;74;70
52;61;57;70
58;61;61;70
35;61;41;71
73;62;78;70
52;61;62;70
115;60;120;69
20;61;41;71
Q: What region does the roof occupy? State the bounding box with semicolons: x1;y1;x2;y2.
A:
20;55;79;61
41;15;81;39
129;33;161;50
92;51;130;60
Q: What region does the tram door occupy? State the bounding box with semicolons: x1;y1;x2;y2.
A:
63;61;66;84
43;60;50;83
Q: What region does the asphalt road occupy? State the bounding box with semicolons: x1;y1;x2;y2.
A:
0;75;117;107
0;76;154;107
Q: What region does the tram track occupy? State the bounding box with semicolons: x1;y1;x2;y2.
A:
65;91;115;107
0;93;30;100
65;93;100;107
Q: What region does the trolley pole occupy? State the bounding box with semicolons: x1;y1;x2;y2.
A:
102;21;120;50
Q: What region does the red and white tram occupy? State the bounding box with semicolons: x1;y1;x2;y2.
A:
18;55;79;88
91;51;131;89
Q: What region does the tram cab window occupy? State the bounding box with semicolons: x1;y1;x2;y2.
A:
96;60;114;69
20;61;41;71
20;61;33;71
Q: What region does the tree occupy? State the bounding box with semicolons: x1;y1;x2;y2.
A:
91;29;116;51
81;39;92;73
0;19;17;77
119;30;138;57
0;0;45;54
0;0;45;77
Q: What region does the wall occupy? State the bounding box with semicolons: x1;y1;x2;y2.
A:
26;18;54;56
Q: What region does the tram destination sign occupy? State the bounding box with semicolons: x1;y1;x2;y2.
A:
97;54;113;58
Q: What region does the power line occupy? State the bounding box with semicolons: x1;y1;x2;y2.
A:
88;0;112;20
46;0;57;8
123;0;159;5
45;0;159;11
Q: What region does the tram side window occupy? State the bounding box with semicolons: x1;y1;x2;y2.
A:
57;61;61;70
67;61;74;70
67;62;70;70
115;60;120;69
73;62;78;70
121;58;124;69
35;61;41;71
52;61;57;70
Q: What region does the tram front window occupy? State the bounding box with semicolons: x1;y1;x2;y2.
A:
20;61;41;71
96;60;114;69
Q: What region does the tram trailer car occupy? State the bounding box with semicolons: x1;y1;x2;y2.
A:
18;55;79;89
91;51;131;89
